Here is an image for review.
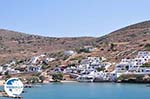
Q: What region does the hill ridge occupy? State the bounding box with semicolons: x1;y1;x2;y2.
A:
1;20;150;63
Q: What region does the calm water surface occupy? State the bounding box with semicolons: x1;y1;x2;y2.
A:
0;82;150;99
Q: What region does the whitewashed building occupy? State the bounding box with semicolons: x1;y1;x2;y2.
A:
136;51;150;62
8;69;20;74
83;46;95;52
79;57;101;70
136;67;150;74
44;58;55;64
64;50;76;56
0;66;3;73
27;65;42;72
115;51;150;77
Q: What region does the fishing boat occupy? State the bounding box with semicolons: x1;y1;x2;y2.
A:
76;75;95;82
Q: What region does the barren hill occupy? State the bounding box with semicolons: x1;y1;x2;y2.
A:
95;20;150;62
1;20;150;64
0;29;95;64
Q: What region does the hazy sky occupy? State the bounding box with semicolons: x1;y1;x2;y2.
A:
0;0;150;37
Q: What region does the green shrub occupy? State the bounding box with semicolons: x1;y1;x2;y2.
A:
76;48;90;53
141;63;150;67
27;76;40;84
144;43;150;51
52;73;63;81
96;67;105;72
39;75;46;83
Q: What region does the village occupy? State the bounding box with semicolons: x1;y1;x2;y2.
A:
0;46;150;84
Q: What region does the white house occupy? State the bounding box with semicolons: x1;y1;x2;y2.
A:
64;50;76;56
136;67;150;74
0;66;3;73
137;51;150;57
77;57;111;74
115;61;129;73
115;51;150;78
115;59;139;73
101;62;111;70
64;66;78;73
83;46;95;52
30;56;40;64
134;58;147;66
44;58;55;64
8;69;20;74
80;57;101;68
27;65;42;72
136;51;150;62
30;54;47;64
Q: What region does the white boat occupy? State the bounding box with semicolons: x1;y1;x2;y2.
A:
76;75;95;82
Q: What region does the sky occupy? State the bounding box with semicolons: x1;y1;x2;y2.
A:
0;0;150;37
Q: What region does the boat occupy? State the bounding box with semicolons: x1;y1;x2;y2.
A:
76;75;95;82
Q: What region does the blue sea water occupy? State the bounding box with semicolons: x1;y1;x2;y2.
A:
1;82;150;99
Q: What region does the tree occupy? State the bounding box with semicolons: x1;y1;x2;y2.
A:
96;67;105;72
144;43;150;51
141;63;150;67
27;76;40;84
39;75;46;83
110;43;115;51
5;71;11;79
52;73;63;82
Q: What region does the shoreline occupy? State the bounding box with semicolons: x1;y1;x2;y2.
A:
60;80;78;83
1;79;150;87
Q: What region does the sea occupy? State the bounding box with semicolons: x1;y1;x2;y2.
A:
0;82;150;99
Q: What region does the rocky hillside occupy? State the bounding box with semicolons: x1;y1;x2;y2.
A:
0;29;95;64
1;20;150;64
95;20;150;62
97;21;150;42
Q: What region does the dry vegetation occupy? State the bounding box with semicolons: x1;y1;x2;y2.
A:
1;20;150;64
0;29;96;64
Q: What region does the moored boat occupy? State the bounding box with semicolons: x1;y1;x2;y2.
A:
76;75;94;82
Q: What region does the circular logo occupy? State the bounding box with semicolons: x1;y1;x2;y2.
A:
4;78;24;97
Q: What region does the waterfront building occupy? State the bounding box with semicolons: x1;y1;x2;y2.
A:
115;51;150;77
